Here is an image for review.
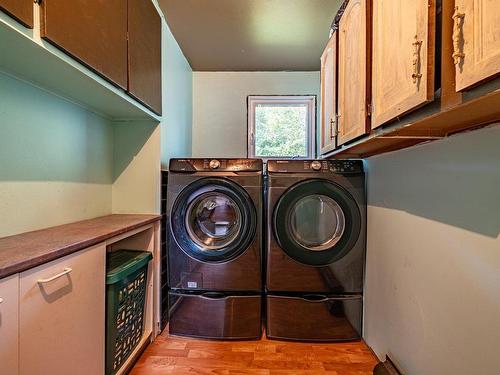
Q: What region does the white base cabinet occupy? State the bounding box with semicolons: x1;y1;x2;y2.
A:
19;244;106;375
0;274;19;375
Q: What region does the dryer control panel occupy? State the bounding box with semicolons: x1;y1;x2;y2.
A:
267;159;363;174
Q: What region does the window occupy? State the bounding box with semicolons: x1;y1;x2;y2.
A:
247;96;316;159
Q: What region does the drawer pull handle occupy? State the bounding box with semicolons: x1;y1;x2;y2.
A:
200;292;227;300
37;268;72;284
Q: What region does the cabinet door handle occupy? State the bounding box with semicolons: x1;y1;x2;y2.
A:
0;297;3;304
452;6;465;65
329;118;336;139
412;35;423;84
37;268;72;284
330;116;340;139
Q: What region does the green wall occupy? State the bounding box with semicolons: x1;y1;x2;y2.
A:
0;72;114;237
160;22;193;167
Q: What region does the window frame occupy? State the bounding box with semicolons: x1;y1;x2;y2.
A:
247;95;316;160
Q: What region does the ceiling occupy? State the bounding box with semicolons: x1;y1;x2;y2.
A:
158;0;342;71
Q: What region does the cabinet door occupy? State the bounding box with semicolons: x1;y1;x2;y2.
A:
19;244;105;375
371;0;435;129
454;0;500;91
0;274;19;375
320;33;337;155
0;0;32;28
128;0;162;115
338;0;370;145
40;0;128;89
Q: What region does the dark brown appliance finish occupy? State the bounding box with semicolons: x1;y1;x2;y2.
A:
160;170;169;330
266;294;362;342
169;292;262;340
128;0;162;115
168;159;263;292
0;0;33;28
266;160;366;294
40;0;128;89
167;159;264;340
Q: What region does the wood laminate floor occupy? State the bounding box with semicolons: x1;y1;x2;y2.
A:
130;329;378;374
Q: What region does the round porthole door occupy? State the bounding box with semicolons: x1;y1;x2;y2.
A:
273;179;361;266
171;178;257;263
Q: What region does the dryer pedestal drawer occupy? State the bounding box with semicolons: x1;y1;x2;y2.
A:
169;292;262;340
266;294;362;342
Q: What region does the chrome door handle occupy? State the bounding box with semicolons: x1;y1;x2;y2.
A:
37;268;72;284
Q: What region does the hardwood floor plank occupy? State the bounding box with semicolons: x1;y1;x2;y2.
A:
130;330;377;375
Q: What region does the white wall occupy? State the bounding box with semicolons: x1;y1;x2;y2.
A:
364;124;500;375
192;71;320;158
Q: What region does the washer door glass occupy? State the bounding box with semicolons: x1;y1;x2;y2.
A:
186;192;242;250
171;177;257;263
289;195;345;251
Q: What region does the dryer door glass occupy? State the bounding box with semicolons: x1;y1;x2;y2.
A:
289;195;345;251
273;179;361;266
186;192;242;250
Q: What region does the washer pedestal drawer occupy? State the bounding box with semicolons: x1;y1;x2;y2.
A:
169;291;262;340
266;294;362;342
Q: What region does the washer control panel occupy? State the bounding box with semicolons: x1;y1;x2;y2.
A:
208;159;221;169
170;158;263;172
267;159;363;174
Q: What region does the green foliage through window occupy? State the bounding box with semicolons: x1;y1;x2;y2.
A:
254;104;308;157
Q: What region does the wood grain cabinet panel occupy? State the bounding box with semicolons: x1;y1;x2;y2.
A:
128;0;162;115
371;0;435;129
40;0;128;89
338;0;371;146
0;0;33;28
19;244;106;375
0;274;19;375
454;0;500;91
320;33;337;155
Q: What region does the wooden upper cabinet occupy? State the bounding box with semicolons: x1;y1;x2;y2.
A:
338;0;371;146
0;0;33;28
128;0;162;115
371;0;435;129
320;33;338;155
40;0;128;89
453;0;500;91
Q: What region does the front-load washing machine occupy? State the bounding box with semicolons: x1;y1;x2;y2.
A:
266;159;366;341
167;158;263;339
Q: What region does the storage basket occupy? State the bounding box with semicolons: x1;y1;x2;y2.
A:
105;250;152;375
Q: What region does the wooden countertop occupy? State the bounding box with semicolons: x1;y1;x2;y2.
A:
0;214;160;279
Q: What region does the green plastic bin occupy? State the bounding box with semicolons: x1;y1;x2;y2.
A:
106;250;153;375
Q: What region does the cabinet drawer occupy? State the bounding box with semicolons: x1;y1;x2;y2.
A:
19;244;106;375
169;291;262;340
0;274;19;375
267;294;362;341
